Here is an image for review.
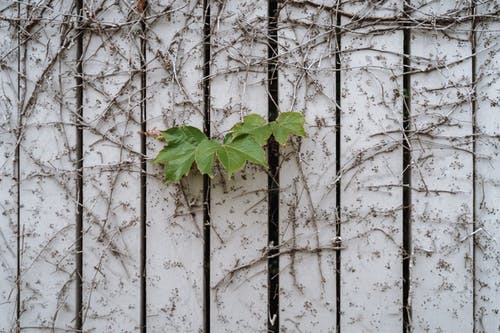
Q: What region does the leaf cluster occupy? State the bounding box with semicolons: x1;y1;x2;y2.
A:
153;112;306;183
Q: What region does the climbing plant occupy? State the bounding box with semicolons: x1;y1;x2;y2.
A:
152;112;306;183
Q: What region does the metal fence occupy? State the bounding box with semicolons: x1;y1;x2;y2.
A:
0;0;498;332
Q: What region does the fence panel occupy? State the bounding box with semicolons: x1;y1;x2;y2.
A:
340;1;404;332
278;1;338;332
475;1;500;332
146;0;205;331
209;0;269;330
410;1;474;331
81;1;142;331
18;2;78;331
0;2;19;331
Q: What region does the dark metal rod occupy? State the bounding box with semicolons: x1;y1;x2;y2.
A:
75;0;84;330
202;0;211;331
470;1;477;331
139;1;148;332
334;1;342;332
16;1;22;330
402;1;412;332
267;0;280;331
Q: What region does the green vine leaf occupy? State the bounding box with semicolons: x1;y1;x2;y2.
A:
154;126;206;182
231;114;272;145
271;112;306;145
223;132;233;144
195;139;220;177
151;112;306;183
216;135;267;178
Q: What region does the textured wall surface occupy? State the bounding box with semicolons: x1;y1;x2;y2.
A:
0;0;498;332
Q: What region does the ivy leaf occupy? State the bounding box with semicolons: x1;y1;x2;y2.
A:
151;112;306;182
231;114;272;145
217;135;268;178
223;132;233;144
160;126;206;145
154;126;206;183
270;112;306;145
195;139;221;177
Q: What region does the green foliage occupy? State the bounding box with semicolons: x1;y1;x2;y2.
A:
270;112;307;145
216;135;267;178
153;126;206;182
153;112;306;183
230;114;272;145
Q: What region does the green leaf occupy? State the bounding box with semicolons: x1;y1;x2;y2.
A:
160;126;206;146
153;126;206;182
223;132;233;144
231;114;272;145
271;112;306;145
217;135;268;178
152;112;305;182
195;139;221;177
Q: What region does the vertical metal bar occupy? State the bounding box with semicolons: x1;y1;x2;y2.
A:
139;1;148;332
334;2;342;332
202;0;211;331
267;0;279;331
470;1;477;331
16;1;21;331
402;2;412;332
75;0;84;330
